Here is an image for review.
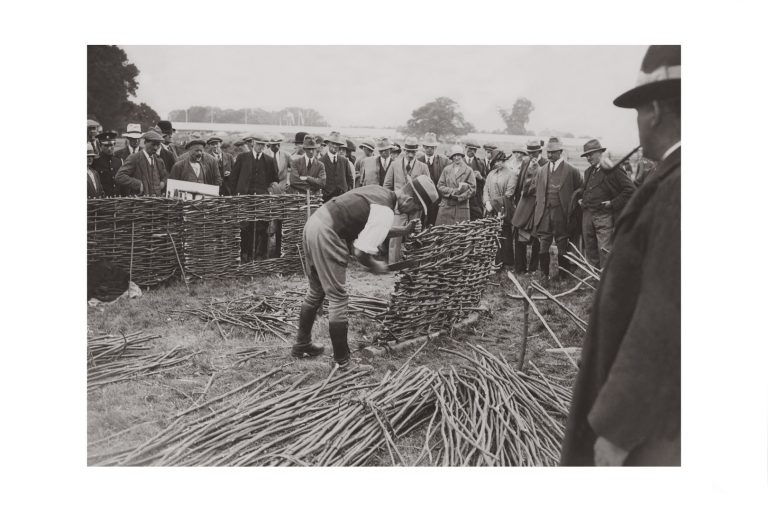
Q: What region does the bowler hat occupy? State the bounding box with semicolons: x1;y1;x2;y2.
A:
346;139;356;153
580;139;606;157
421;132;439;147
157;120;175;134
526;140;542;152
124;123;142;139
207;136;223;145
614;45;681;108
359;139;375;152
375;138;395;152
303;135;319;149
448;144;465;158
96;131;118;142
294;131;309;144
545;137;563;152
403;136;420;151
186;138;206;149
407;174;440;216
326;131;345;146
142;131;164;142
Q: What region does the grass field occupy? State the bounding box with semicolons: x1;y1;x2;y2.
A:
87;260;594;466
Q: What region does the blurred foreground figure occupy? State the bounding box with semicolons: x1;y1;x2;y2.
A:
560;45;681;466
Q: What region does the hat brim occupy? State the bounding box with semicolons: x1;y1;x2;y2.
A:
580;147;606;157
124;133;142;139
613;79;681;108
403;145;420;151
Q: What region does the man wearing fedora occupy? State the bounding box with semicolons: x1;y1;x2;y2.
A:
561;45;681;467
417;132;451;227
383;136;430;263
230;134;279;262
87;143;104;199
510;140;544;274
116;124;142;161
206;136;235;195
320;132;353;203
358;138;395;188
92;131;123;197
292;177;439;371
533;136;583;279
115;131;168;196
156;120;178;175
463;139;487;221
354;139;375;188
169;138;222;187
436;144;476;225
576;139;635;269
287;135;326;195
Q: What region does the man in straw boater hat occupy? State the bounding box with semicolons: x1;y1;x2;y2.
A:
575;139;635;269
560;45;681;466
416;132;450;227
435;144;476;225
115;130;168;196
169;137;222;187
116;123;143;161
383;136;430;263
291;176;439;371
510;140;544;274
230;134;279;262
320;131;353;203
286;135;326;196
354;139;375;187
532;136;583;279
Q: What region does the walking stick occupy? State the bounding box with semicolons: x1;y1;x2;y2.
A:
306;189;311;221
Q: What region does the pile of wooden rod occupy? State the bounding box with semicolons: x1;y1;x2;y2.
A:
88;197;185;286
378;217;501;342
283;289;389;321
93;346;570;467
562;242;601;283
87;332;197;390
423;345;571;466
87;195;323;286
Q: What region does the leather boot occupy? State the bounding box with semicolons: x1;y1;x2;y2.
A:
329;321;351;364
291;304;324;357
539;252;550;278
529;238;540;273
514;240;528;273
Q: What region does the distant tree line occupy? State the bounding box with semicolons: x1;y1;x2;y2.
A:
168;106;329;127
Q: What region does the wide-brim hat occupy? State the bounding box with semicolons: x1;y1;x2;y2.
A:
511;145;528;155
186;139;206;149
580;139;606;157
448;144;465;158
526;139;542;153
302;135;319;149
124;123;142;139
545;137;564;152
246;134;269;144
614;45;681;108
325;131;345;146
407;174;440;216
359;139;375;152
346;139;356;152
142;131;164;142
207;136;223;145
375;137;395;152
421;132;439;147
268;134;283;144
294;131;309;144
157;120;175;134
403;136;420;151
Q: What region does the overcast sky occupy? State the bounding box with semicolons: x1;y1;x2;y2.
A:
121;45;646;149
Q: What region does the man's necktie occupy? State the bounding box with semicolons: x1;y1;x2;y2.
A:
406;162;412;173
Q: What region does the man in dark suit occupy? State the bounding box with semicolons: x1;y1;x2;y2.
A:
87;143;104;198
533;137;583;279
230;134;279;262
156;120;178;175
115;131;168;196
169;139;222;186
510;140;544;273
92;131;123;197
417;132;450;227
287;135;326;195
207;136;235;195
576;139;635;269
464;140;487;220
561;45;680;467
115;124;142;161
320;131;353;203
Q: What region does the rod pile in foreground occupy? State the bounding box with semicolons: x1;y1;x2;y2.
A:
92;344;570;466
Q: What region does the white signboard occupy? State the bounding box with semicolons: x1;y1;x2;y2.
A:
166;179;220;200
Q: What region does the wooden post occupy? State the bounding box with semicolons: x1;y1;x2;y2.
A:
517;286;532;370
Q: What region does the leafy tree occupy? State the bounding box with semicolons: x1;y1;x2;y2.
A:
402;97;475;138
121;102;160;131
498;97;535;135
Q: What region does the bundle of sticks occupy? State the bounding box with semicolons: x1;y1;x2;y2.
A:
88;197;185;286
378;218;502;342
87;332;196;390
562;242;601;283
93;345;570;467
282;289;389;321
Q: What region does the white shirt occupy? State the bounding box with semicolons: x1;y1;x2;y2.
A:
328;152;337;164
661;141;681;162
190;161;201;178
550;158;564;172
252;148;262;160
379;156;391;168
353;204;395;255
142;149;155;165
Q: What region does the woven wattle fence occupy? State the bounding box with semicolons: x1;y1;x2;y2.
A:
87;195;322;286
377;217;502;343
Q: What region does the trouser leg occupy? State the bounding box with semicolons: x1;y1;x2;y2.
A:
538;233;554;277
582;209;600;269
592;211;615;268
514;237;528;273
529;237;540;272
500;222;514;267
292;264;326;357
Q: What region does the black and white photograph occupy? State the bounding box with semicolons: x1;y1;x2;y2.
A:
5;2;768;511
